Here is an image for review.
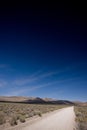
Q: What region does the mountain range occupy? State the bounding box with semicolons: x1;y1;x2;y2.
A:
0;96;75;105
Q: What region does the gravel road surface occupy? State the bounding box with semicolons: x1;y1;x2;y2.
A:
22;106;76;130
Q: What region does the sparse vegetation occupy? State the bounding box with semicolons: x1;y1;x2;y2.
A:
19;115;25;123
35;110;42;117
0;102;68;128
10;115;18;126
75;106;87;130
0;112;6;125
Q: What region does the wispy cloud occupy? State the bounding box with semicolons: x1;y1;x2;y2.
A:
0;67;82;96
38;71;59;78
5;88;28;96
0;80;7;88
5;80;60;96
13;70;60;86
2;76;81;96
0;64;8;68
0;64;15;72
14;77;37;86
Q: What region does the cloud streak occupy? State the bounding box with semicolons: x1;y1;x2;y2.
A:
0;64;8;68
13;70;59;86
0;67;82;97
1;75;82;97
0;80;7;88
5;80;60;96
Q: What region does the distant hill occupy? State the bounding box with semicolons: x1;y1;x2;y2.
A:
73;101;87;106
0;96;75;105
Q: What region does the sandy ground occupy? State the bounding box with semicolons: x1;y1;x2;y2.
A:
22;106;76;130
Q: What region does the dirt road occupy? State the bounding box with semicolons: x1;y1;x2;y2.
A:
22;106;76;130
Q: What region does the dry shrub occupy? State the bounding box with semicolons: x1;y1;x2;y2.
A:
10;115;17;126
19;115;25;123
0;112;6;125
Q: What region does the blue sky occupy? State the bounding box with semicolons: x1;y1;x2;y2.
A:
0;6;87;101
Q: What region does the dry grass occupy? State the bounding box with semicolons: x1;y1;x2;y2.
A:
10;115;18;126
0;102;68;127
0;111;6;125
74;106;87;130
